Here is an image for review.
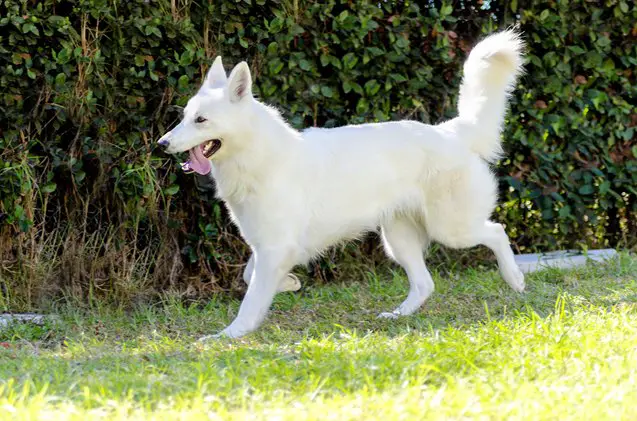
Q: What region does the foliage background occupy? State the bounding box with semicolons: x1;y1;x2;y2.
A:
0;0;635;309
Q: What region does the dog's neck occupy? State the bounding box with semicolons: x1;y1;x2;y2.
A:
212;99;301;204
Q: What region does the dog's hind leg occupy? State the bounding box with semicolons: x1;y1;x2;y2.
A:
244;254;301;293
423;161;524;293
478;221;525;292
430;219;525;293
378;217;434;319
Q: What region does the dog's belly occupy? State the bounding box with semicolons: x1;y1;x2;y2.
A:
302;191;425;254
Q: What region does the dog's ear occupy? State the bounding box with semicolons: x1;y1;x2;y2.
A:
227;61;252;103
204;56;227;88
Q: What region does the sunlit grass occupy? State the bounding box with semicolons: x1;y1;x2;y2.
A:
1;253;636;420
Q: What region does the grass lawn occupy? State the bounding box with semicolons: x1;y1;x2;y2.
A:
1;254;637;420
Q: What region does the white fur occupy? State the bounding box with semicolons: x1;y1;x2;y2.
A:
158;30;526;339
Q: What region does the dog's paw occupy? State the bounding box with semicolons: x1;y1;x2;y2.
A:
197;332;226;343
278;274;301;293
197;326;244;342
377;310;401;320
503;265;525;293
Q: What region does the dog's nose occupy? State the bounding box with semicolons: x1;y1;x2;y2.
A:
157;136;170;149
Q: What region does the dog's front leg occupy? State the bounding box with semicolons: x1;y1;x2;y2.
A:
205;248;294;340
243;254;255;285
244;253;301;293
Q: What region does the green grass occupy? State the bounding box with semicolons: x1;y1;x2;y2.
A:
1;254;637;420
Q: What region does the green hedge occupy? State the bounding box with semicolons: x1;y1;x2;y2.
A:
0;0;635;304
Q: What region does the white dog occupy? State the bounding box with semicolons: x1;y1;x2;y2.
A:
158;30;526;339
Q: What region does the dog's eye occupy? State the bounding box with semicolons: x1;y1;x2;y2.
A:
195;116;207;123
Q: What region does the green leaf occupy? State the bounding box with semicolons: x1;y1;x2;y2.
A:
22;22;39;35
268;59;284;75
267;42;278;55
56;48;71;64
567;46;585;55
290;24;305;36
177;75;189;89
299;59;311;71
367;47;384;56
42;183;57;193
364;79;380;96
74;171;86;183
145;26;162;38
584;51;603;68
165;185;180;195
351;82;363;95
596;36;611;48
620;128;634;141
528;55;542;67
320;86;333;98
395;37;409;49
269;17;284;33
356;98;369;114
342;53;358;70
558;205;571;218
55;73;67;85
11;53;24;65
389;73;407;83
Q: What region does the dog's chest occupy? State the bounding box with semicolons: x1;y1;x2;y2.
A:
222;198;264;246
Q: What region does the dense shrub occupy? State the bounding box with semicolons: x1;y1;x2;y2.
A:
0;0;635;307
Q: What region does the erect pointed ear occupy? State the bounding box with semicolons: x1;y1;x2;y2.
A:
227;61;252;103
204;56;227;88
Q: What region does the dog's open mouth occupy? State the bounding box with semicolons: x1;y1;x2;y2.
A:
180;139;221;175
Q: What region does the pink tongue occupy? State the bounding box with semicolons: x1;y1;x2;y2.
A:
188;145;212;175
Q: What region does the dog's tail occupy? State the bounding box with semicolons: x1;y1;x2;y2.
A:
457;29;524;162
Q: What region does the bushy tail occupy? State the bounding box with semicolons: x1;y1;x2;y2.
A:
457;29;524;162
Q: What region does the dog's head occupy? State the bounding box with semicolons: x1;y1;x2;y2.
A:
157;57;253;175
